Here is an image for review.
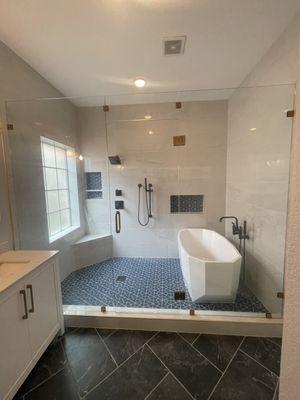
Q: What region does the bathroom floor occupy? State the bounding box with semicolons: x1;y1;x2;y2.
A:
14;328;281;400
62;258;268;313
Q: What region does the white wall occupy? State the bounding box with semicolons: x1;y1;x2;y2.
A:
78;101;228;258
225;15;300;314
109;101;228;258
0;40;85;280
280;35;300;400
77;107;111;235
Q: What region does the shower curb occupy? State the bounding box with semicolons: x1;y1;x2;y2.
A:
63;305;282;338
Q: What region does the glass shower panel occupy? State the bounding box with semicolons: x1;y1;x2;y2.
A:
105;93;182;311
105;85;294;318
4;84;294;319
5;96;115;312
224;84;295;317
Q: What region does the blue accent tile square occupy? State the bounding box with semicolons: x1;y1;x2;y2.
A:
170;195;203;213
86;191;102;199
86;172;102;190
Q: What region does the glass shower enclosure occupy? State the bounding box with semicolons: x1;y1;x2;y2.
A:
4;83;295;319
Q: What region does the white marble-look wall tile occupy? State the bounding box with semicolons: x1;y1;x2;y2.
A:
6;99;86;281
107;100;228;257
73;235;113;268
226;85;294;313
77;107;111;236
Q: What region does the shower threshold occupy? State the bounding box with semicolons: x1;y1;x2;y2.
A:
63;305;283;338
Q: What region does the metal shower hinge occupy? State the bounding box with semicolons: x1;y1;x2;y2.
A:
266;312;272;319
103;105;109;112
286;110;295;118
175;102;182;109
189;309;195;316
101;306;107;313
7;123;14;130
277;292;284;299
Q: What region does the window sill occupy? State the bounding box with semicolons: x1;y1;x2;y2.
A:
49;225;80;244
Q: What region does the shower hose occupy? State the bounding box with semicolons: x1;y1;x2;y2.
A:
137;183;151;226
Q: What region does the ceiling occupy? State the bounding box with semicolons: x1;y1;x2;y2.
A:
0;0;299;106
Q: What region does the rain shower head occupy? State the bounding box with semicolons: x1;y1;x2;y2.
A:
108;155;121;165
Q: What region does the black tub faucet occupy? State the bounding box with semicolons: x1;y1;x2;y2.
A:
219;216;241;236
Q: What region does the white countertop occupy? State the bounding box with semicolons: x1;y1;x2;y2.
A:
0;250;59;294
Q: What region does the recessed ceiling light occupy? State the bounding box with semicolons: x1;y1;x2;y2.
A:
134;78;146;88
148;130;154;135
249;127;257;132
144;114;152;120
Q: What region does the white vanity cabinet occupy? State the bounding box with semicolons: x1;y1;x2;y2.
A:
0;252;64;400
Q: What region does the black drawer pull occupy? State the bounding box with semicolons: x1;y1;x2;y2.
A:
26;284;35;313
20;289;28;320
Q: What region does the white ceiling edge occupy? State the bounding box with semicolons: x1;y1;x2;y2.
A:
5;83;296;108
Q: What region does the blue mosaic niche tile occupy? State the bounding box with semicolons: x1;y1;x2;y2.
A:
86;172;102;190
170;195;203;213
61;257;268;313
86;191;102;199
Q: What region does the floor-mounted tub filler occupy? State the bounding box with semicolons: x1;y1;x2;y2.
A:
178;229;242;302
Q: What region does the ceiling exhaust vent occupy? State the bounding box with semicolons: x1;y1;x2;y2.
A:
163;36;186;56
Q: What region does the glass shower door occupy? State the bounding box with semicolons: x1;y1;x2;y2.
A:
105;94;183;312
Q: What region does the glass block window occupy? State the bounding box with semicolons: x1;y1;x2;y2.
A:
41;136;80;242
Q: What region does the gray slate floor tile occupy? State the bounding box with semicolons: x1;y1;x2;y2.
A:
210;350;278;400
23;368;78;400
147;373;192;400
85;346;167;400
104;329;156;365
148;332;221;399
62;328;116;397
241;337;281;375
193;334;243;371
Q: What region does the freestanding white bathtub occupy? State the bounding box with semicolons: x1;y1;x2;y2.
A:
178;229;242;303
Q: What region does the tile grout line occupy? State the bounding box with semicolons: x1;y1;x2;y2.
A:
191;334;201;345
177;332;200;346
22;339;69;398
59;334;86;399
207;336;246;400
98;329;116;340
272;379;279;400
239;348;279;377
146;343;195;400
82;331;160;399
265;337;282;348
177;333;223;374
143;372;170;400
95;329;118;367
22;365;68;398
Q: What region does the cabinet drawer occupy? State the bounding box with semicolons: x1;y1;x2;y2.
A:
0;287;31;400
27;262;60;359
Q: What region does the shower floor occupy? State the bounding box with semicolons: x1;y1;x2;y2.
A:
62;257;268;313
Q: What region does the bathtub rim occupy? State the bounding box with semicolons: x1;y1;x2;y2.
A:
178;228;242;264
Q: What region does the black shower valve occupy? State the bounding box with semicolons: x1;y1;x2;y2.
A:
115;200;124;210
